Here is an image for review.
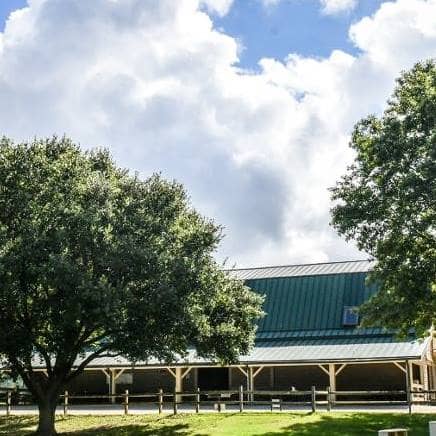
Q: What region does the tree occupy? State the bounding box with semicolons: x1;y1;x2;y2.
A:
0;137;263;435
331;59;436;337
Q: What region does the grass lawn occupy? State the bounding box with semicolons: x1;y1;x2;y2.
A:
1;413;435;435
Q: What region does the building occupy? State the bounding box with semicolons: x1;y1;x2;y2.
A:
54;260;435;399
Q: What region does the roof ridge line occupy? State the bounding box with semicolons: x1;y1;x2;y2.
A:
227;259;373;272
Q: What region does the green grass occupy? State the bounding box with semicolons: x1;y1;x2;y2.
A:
1;413;435;435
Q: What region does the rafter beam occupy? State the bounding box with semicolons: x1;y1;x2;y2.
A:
166;367;176;378
181;367;192;379
113;368;126;380
335;364;347;376
393;362;407;374
318;364;329;376
236;366;248;377
253;366;264;378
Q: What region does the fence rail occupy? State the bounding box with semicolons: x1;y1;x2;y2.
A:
1;387;436;416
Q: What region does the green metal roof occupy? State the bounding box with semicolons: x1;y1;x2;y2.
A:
230;262;426;362
246;270;378;335
28;261;427;369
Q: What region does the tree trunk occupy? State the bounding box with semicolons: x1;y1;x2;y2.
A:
36;398;58;436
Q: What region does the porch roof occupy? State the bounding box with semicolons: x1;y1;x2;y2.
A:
29;336;428;369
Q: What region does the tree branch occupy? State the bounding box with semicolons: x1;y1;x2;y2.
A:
65;344;113;382
33;344;53;376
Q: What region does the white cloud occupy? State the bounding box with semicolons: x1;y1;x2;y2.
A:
0;0;435;267
261;0;358;15
200;0;234;16
320;0;357;15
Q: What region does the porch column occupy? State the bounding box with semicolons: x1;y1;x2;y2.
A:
111;370;116;403
167;367;191;403
249;366;264;402
175;367;183;403
329;364;336;402
248;367;253;402
422;364;429;390
407;361;414;390
103;368;126;404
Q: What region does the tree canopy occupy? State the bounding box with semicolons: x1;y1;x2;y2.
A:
0;137;263;435
331;59;436;337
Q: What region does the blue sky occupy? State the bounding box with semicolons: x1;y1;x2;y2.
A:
0;0;434;266
0;0;25;30
215;0;385;68
3;0;383;68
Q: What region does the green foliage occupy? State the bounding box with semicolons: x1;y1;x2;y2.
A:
331;59;436;336
0;136;263;434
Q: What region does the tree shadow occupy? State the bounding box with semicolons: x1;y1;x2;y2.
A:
0;416;37;435
1;413;436;436
0;416;198;436
259;413;436;436
62;423;194;436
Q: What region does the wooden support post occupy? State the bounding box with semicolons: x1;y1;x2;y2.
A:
328;364;336;403
6;391;11;417
63;390;68;416
101;369;111;403
124;389;129;415
195;387;200;413
110;369;116;404
158;389;163;414
239;385;244;412
311;386;316;413
173;388;178;415
422;363;430;403
406;361;412;414
248;367;254;402
175;367;183;404
104;368;127;404
327;386;331;412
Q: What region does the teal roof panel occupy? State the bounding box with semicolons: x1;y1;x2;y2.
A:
248;271;378;334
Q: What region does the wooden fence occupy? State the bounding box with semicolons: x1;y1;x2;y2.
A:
1;387;435;415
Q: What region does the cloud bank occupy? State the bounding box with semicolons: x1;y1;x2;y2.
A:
0;0;435;267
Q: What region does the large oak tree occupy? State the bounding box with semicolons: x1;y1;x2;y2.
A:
331;59;435;337
0;137;263;435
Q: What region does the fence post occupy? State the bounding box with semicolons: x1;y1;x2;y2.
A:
6;391;11;417
327;387;331;412
239;385;244;412
195;387;200;413
311;386;316;413
124;389;129;415
173;388;178;415
63;390;68;416
158;389;163;414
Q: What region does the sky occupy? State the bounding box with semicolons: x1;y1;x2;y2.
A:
0;0;435;268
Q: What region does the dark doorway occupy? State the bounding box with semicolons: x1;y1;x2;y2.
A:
197;368;229;390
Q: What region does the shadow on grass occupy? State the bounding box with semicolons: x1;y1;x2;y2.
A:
1;413;436;436
260;413;435;436
0;416;37;435
62;423;193;436
0;416;199;436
